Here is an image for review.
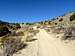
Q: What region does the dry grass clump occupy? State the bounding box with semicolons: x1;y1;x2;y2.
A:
61;26;75;40
45;28;50;32
10;31;24;36
27;27;39;35
26;35;33;42
25;30;39;42
37;25;41;28
52;26;65;34
33;30;39;35
26;35;37;42
0;37;27;56
16;31;24;36
59;18;63;22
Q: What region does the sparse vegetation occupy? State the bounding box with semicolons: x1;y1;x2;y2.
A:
48;21;51;25
16;31;24;36
0;25;11;37
59;18;63;22
25;29;39;42
70;13;75;21
55;23;57;25
15;23;21;29
0;12;75;56
61;26;75;40
1;37;27;56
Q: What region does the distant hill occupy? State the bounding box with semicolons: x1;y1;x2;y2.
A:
0;20;9;25
37;12;75;28
49;12;75;27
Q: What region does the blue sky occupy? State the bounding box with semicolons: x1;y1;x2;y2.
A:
0;0;75;23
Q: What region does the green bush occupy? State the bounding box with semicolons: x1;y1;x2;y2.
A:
59;18;63;22
70;13;75;21
0;25;10;37
15;23;21;29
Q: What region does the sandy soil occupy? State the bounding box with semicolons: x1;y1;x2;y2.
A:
13;29;75;56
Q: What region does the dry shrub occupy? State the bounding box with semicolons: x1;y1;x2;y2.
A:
16;31;24;36
59;18;63;22
1;37;27;56
26;30;39;42
33;30;39;35
28;28;39;35
61;26;75;40
26;33;35;42
10;31;24;36
52;25;66;34
52;27;65;34
55;23;57;25
26;35;33;42
0;26;10;37
70;13;75;21
37;26;40;28
45;28;50;32
10;31;16;36
26;35;37;42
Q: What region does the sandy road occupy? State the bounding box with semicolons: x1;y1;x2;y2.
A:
37;29;75;56
37;29;61;56
13;29;75;56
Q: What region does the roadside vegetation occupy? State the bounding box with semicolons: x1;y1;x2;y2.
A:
39;12;75;41
0;21;39;56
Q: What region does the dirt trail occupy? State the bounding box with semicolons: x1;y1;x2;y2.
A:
13;29;75;56
37;29;64;56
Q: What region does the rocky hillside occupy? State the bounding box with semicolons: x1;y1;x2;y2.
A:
48;12;75;27
37;12;75;27
38;12;75;40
